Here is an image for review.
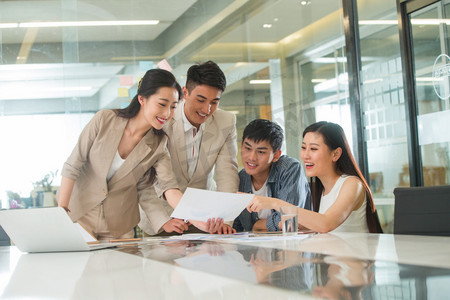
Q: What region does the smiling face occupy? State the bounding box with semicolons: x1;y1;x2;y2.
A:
183;84;222;129
241;138;281;180
300;132;341;178
139;86;179;130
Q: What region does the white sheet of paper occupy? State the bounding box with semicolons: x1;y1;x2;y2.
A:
75;222;98;243
170;188;254;222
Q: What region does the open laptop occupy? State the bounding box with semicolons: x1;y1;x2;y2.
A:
0;207;116;253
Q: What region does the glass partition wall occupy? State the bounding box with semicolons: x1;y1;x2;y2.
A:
0;0;416;232
398;0;450;189
358;0;409;232
411;1;450;187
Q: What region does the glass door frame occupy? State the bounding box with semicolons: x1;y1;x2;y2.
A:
343;0;369;180
397;0;441;186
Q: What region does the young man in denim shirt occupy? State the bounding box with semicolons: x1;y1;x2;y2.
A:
233;119;311;232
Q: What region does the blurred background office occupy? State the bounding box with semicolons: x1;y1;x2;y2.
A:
1;0;449;234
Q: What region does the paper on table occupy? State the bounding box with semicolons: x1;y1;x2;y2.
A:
170;188;254;222
74;223;98;244
167;232;249;241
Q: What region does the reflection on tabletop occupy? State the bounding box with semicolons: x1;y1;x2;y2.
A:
119;239;450;299
3;237;450;299
1;251;92;299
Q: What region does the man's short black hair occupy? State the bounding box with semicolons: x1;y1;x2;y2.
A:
185;60;226;93
242;119;284;152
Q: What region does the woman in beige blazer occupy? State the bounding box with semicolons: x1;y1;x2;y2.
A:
58;69;222;240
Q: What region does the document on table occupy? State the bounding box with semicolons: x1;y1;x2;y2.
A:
75;222;98;244
170;188;254;222
167;232;249;241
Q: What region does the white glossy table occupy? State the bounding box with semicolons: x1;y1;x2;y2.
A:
1;233;450;299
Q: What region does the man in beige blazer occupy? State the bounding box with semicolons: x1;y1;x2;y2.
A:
139;61;239;235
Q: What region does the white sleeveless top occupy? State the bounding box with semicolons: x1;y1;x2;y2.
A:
318;175;368;233
106;151;125;181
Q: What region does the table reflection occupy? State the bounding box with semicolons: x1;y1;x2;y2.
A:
120;239;450;299
1;251;92;298
313;257;374;300
3;239;449;299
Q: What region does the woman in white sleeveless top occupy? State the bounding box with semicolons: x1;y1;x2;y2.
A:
247;121;382;233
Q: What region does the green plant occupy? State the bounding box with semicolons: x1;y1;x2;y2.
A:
6;190;20;201
33;170;58;192
6;190;21;209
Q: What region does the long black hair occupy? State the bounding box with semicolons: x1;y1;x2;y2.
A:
114;68;183;136
303;121;382;233
114;69;182;184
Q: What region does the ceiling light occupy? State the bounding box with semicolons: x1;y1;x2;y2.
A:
312;57;347;63
359;20;398;25
17;20;159;28
0;23;18;29
313;73;348;93
45;86;93;92
417;77;441;82
359;19;450;26
363;78;383;84
249;79;271;84
262;23;272;28
412;19;441;25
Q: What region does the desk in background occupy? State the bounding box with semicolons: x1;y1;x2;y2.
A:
0;226;9;246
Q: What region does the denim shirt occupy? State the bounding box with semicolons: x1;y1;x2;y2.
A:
233;155;311;232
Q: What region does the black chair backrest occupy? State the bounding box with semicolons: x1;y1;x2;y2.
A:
394;185;450;236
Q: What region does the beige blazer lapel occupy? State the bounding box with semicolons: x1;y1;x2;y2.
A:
108;129;155;185
170;106;189;180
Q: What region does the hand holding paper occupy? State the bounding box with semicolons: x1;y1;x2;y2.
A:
190;218;224;234
170;188;254;222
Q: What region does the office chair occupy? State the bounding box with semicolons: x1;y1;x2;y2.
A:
393;185;450;236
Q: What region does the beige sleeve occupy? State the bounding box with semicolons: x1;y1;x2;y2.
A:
61;111;103;180
137;136;178;235
138;187;172;235
152;142;179;198
214;113;239;193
